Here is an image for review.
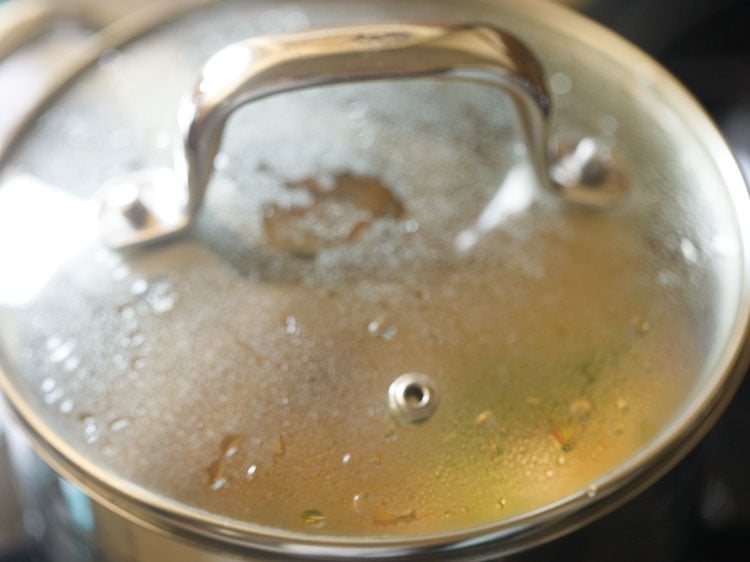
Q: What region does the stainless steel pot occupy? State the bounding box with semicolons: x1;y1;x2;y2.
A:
1;0;749;561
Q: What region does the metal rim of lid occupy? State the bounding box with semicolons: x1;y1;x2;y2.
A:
0;0;749;559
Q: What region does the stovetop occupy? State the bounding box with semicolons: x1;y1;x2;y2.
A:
1;1;749;561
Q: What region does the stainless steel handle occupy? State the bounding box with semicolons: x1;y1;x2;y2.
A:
100;22;627;249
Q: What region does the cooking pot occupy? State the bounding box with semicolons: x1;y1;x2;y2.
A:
1;0;749;561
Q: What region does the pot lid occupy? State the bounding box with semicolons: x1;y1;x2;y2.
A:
0;0;749;556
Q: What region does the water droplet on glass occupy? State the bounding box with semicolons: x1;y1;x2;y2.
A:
44;388;63;405
50;341;76;363
113;354;128;371
342;453;351;464
586;484;598;498
131;357;145;371
680;238;699;264
569;399;593;423
616;398;628;410
352;494;362;510
301;510;326;528
83;418;101;444
148;295;176;314
40;378;56;393
285;316;300;335
212;152;230;171
146;279;177;314
546;470;555;478
131;332;145;347
550;72;573;96
110;418;130;432
208;435;242;490
59;399;74;414
496;498;507;509
246;464;258;480
210;478;227;491
63;356;80;373
368;318;397;340
131;278;149;295
475;409;497;430
402;219;420;234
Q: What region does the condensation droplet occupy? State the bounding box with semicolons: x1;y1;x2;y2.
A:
149;293;176;314
368;318;397;340
402;219;420;234
63;356;80;373
681;238;699;264
59;399;74;414
131;332;146;347
285;316;300;335
131;357;145;371
210;478;227;491
550;72;573;96
586;484;598;498
213;153;230;170
40;378;56;393
342;453;351;464
569;399;593;423
301;509;326;528
50;341;76;363
44;388;64;405
131;278;149;295
110;418;130;432
246;464;258;480
83;417;101;444
113;354;128;370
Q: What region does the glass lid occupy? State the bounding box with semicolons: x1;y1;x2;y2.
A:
0;0;748;552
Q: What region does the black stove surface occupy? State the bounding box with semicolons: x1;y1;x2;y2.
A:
584;1;750;560
2;1;749;561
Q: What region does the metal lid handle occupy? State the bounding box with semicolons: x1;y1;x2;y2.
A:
100;22;628;249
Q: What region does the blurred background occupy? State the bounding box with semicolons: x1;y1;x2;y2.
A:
1;0;748;561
